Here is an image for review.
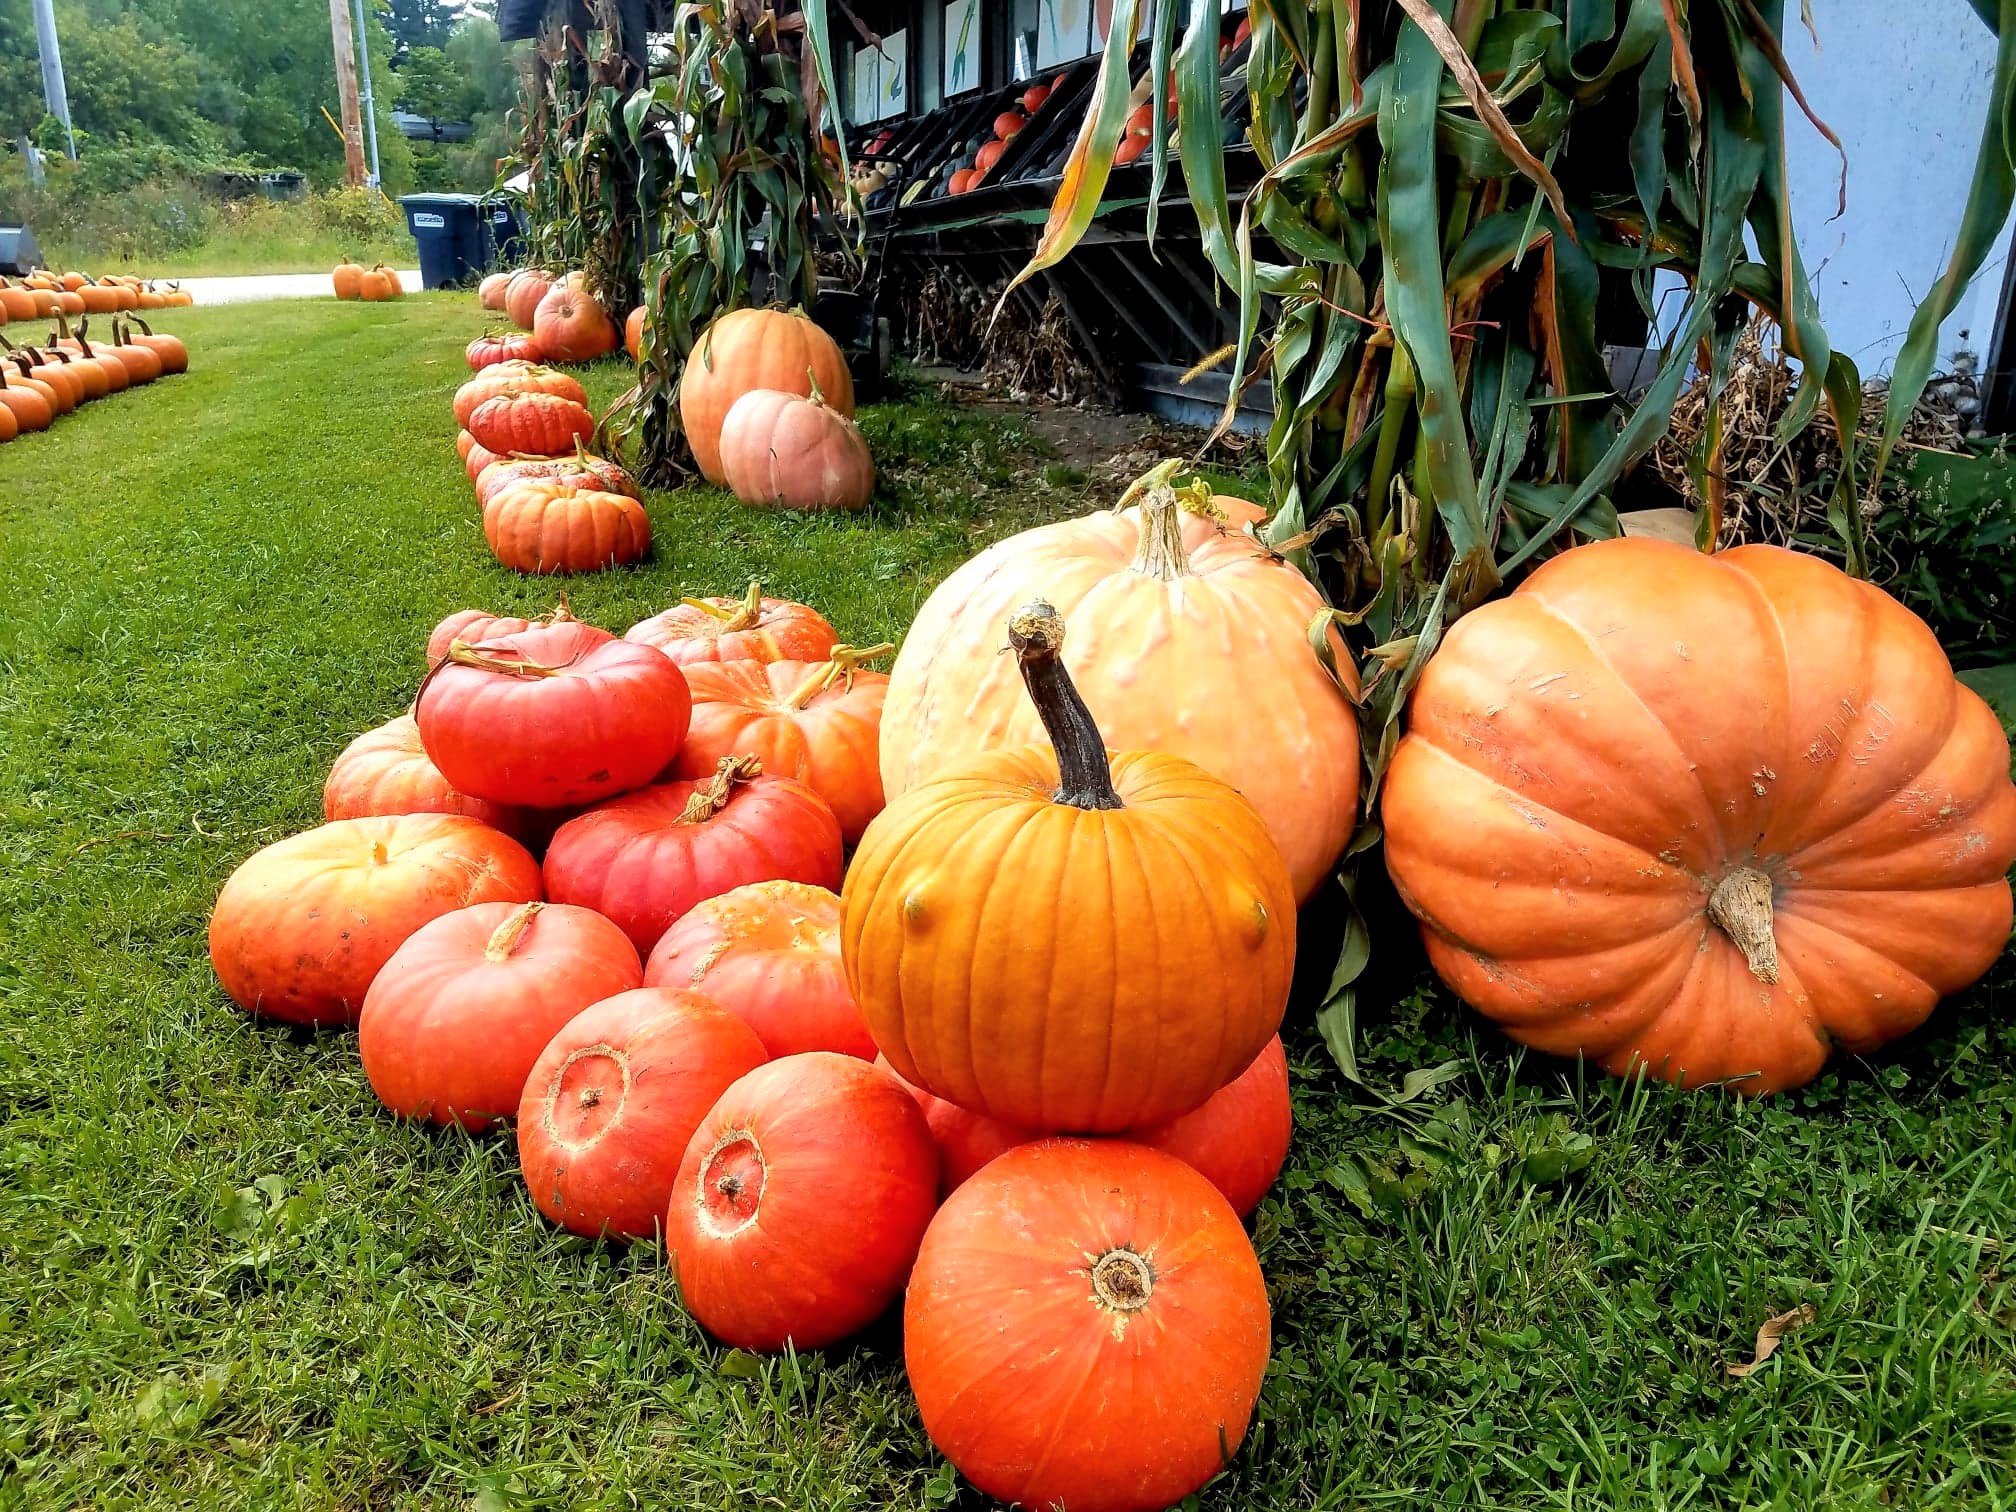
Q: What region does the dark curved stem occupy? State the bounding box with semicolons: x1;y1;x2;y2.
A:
1007;601;1122;811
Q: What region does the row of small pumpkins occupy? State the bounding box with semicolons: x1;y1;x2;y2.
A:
0;313;190;445
209;567;1287;1512
330;261;408;302
1;271;195;318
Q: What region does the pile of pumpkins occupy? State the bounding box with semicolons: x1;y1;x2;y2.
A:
942;78;1054;199
330;261;407;303
0;295;190;446
469;267;621;366
4;270;193;314
208;441;2016;1507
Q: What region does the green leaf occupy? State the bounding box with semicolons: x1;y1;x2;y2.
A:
1175;0;1239;284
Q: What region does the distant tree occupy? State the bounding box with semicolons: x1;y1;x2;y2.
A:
384;0;464;54
395;44;465;122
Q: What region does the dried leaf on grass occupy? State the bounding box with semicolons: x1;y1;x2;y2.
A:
1726;1303;1817;1378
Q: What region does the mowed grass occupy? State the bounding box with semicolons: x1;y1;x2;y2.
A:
1;296;2013;1510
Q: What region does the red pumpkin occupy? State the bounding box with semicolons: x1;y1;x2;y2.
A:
467;390;597;456
358;901;643;1130
994;110;1026;139
483;478;652;576
1021;83;1051;113
516;987;768;1238
208;815;542;1027
1112;133;1149;166
717;387;876;511
645;881;870;1058
677;307;855;484
906;1140;1271;1512
625;582;838;668
875;1054;1034;1194
532;280;620;363
669;1052;939;1350
478;271;513;310
416;620;693;808
323;713;529;836
424;601;582;665
975;140;1005;173
467;330;541;371
544;757;845;956
504;269;556;328
475;449;638;508
670;647;889;842
454;365;588;429
948;168;975;196
624;305;646;361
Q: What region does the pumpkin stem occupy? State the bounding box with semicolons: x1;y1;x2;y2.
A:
445;638;568;678
780;642;894;709
1089;1248;1156;1312
543;594;576;625
678;580;764;632
484;900;544;962
1126;474;1228;582
678;754;762;823
1008;601;1123;811
805;366;825;407
1708;867;1780;984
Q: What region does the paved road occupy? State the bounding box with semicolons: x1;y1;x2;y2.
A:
175;270;424;306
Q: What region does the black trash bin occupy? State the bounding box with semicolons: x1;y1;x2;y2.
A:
398;193;489;289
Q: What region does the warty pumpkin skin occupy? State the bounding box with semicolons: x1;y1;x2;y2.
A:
904;1139;1271;1512
425;601;582;666
454;365;588;428
677;307;854;484
467;390;597;456
1383;537;2016;1094
717;387;875;510
879;471;1361;901
475;449;637;509
483;479;652;576
625;581;838;668
467;330;541;371
843;602;1296;1132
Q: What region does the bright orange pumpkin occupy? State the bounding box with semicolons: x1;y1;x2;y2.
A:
669;646;890;842
624;305;645;361
505;269;556;328
482;477;652;575
467;390;597;455
905;1140;1271;1512
1384;537;2016;1094
677;307;854;483
644;881;872;1059
624;582;838;668
123;315;187;374
844;602;1295;1131
532;279;619;363
717;386;875;510
358;268;395;301
333;262;365;300
880;470;1361;900
0;370;52;433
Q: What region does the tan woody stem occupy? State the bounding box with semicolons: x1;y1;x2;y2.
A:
484;901;545;962
678;755;763;823
1707;868;1780;984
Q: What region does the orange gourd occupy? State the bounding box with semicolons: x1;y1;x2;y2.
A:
717;386;875;510
880;468;1361;901
677;307;853;483
482;477;652;575
333;262;365;300
1383;537;2016;1094
843;602;1294;1131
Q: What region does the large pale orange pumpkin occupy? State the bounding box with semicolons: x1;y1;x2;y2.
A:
1384;537;2016;1094
879;470;1360;900
483;478;651;576
677;307;853;484
843;602;1295;1131
505;269;556;328
718;387;875;510
323;713;529;836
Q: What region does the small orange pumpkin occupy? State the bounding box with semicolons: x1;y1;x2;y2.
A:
357;268;394;301
624;305;645;361
483;477;652;575
677;307;853;484
532;280;618;363
333;262;365;300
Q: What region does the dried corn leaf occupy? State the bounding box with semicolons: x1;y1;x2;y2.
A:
1726;1303;1816;1378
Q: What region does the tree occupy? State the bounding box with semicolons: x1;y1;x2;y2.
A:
395;45;465;123
384;0;463;54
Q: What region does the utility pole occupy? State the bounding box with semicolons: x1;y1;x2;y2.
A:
328;0;368;186
350;0;383;190
30;0;78;160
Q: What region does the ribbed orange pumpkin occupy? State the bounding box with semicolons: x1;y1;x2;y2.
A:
718;387;875;510
483;478;652;575
454;365;588;429
844;602;1295;1131
323;713;529;835
532;280;619;363
467;330;541;371
475;449;637;508
1385;537;2016;1094
505;269;555;328
677;307;854;483
467;390;597;455
880;471;1360;901
479;271;513;309
625;583;838;668
332;261;364;299
671;646;890;842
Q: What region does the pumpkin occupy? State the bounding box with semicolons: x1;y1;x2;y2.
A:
475;448;637;508
124;316;187;374
454;364;587;428
483;478;652;575
418;620;692;808
644;881;871;1059
324;712;531;837
505;269;555;328
545;756;845;956
516;987;768;1239
374;263;405;296
880;468;1360;901
532;280;619;363
948;168;975;196
844;601;1295;1131
425;601;580;665
359;901;643;1130
208;814;542;1027
878;1035;1290;1212
717;387;875;511
456;428;477;462
0;284;36;321
975;140;1005;173
44;345;112;400
6;350;76;413
1383;536;2016;1094
333;261;364;299
677;307;854;484
467;330;541;371
467;390;597;456
358;268;395;301
624;582;838;668
993;110;1026;138
0;404;15;444
464;439;505;482
1021;82;1051;113
100;321;164;384
75;280;119;314
0;370;53;433
624;305;646;361
670;645;890;843
905;1140;1270;1512
669;1052;939;1350
164;286;194;307
479;271;513;309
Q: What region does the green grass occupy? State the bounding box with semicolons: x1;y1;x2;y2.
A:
1;297;2013;1510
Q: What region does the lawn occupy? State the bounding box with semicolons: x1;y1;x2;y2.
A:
1;297;2013;1510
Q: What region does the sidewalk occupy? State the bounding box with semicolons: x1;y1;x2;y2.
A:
176;271;424;306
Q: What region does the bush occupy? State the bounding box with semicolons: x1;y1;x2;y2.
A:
310;185;408;244
0;155;221;264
